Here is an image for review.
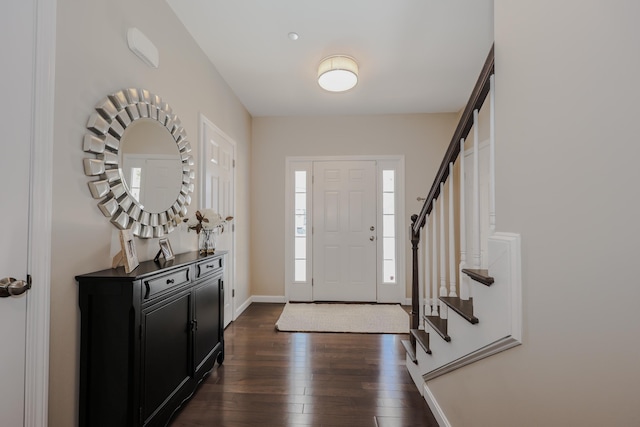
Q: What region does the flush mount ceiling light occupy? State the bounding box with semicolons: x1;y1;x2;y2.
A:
317;55;358;92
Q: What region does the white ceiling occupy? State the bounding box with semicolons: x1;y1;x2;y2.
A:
167;0;494;117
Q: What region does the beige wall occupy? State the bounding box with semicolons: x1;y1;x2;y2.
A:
250;114;457;298
50;0;251;425
428;1;640;426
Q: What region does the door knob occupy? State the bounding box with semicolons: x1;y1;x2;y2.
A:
370;226;375;231
0;277;31;298
369;236;375;241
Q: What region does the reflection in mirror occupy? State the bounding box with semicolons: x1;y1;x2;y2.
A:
82;88;195;238
119;119;183;213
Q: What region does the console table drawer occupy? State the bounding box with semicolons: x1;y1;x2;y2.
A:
144;267;190;299
195;256;223;279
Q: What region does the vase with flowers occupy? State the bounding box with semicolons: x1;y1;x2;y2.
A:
184;209;233;254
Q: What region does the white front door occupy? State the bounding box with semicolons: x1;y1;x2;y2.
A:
201;118;235;327
312;161;377;301
1;0;36;424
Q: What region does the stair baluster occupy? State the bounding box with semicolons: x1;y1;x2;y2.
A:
421;216;429;328
431;200;438;316
489;75;496;235
472;109;481;271
459;138;469;301
448;162;457;297
438;183;448;320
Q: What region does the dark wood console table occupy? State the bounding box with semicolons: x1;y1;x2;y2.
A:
76;251;226;427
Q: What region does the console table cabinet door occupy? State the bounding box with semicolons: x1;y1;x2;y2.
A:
142;291;192;424
78;281;141;427
194;277;221;373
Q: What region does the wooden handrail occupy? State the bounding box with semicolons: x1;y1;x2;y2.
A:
413;44;495;233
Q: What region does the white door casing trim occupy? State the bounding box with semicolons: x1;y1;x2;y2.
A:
198;113;237;323
284;155;405;304
26;0;56;425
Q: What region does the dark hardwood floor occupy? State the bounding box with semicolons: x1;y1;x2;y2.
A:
171;303;439;427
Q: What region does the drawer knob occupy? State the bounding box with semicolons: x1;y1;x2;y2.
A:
206;264;214;268
166;279;175;284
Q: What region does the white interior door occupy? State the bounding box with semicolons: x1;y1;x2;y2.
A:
312;161;377;301
122;155;183;213
0;142;30;427
143;158;184;212
202;119;235;327
1;0;35;424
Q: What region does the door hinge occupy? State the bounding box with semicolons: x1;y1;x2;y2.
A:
232;224;235;232
232;289;235;298
311;278;314;286
312;175;314;184
232;159;236;168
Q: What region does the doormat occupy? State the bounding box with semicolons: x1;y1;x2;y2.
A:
275;303;409;334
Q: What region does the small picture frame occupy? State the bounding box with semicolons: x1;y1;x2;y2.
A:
112;229;139;273
154;238;175;262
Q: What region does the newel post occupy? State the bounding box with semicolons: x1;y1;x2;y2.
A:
410;214;421;346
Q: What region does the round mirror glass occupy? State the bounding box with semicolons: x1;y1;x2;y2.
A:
119;118;183;213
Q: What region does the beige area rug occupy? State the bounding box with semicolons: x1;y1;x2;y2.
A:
275;303;409;334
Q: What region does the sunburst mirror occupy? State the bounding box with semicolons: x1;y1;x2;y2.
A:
82;88;195;238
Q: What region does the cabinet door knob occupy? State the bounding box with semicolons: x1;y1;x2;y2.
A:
166;279;175;284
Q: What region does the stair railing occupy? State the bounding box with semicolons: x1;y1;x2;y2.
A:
410;44;494;335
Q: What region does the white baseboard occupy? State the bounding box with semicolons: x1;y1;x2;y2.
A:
232;296;285;324
422;336;521;382
234;297;252;319
251;295;287;303
249;295;410;305
423;383;451;427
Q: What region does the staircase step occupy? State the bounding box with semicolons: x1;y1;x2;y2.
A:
401;339;417;364
410;329;432;355
462;268;494;286
440;297;479;324
424;315;451;342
